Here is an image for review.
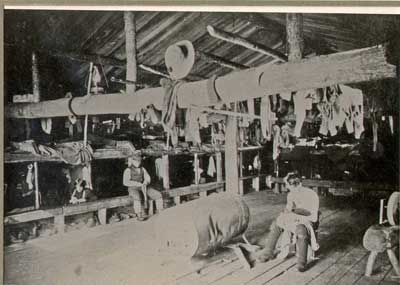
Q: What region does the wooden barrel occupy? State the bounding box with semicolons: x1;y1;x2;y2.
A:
154;192;250;257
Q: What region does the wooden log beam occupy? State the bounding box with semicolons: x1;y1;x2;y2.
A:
225;115;240;195
196;50;247;70
207;25;288;62
32;52;40;102
124;11;137;94
286;13;304;62
6;45;396;119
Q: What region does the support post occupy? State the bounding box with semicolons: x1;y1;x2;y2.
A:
34;162;40;209
124;11;137;95
194;153;199;185
225;116;240;195
98;208;107;225
32;52;40;102
162;154;170;190
239;151;244;195
216;152;223;192
54;215;65;234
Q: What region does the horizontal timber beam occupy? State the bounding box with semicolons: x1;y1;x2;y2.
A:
207;25;288;62
7;44;396;119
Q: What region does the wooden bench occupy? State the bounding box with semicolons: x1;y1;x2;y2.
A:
5;196;133;234
162;182;225;205
270;177;397;195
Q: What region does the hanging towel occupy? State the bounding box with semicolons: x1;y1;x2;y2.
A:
247;99;255;117
207;156;216;177
261;95;273;141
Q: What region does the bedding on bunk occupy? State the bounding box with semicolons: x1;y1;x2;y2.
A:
10;140;93;165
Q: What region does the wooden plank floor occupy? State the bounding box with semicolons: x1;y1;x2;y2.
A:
172;193;396;285
4;191;397;285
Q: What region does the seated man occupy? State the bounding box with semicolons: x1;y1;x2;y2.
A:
123;152;162;221
69;179;97;204
257;171;320;272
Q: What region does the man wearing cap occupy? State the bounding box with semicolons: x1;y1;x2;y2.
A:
123;152;162;221
257;171;320;272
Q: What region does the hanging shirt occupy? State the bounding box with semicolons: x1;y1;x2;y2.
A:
207;156;216;177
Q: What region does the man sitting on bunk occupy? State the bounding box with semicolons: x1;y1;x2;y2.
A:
69;179;97;204
257;171;320;272
123;152;162;221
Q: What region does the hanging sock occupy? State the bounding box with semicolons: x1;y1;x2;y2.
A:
41;118;52;134
389;116;394;135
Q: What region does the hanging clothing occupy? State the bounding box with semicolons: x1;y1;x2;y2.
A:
82;165;92;190
207;156;216;177
41;118;52;135
389;116;394;135
155;158;164;180
161;78;182;147
280;91;292;101
146;105;162;125
261;95;273;141
272;125;281;161
247;99;255;117
185;108;202;144
253;154;261;172
293;91;306;138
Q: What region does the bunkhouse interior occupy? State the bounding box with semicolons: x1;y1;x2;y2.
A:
3;8;400;285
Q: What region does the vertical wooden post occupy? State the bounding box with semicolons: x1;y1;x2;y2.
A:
216;152;223;192
54;215;65;234
34;162;40;209
162;154;170;190
124;11;137;95
239;151;244;195
32;52;40;102
225;115;240;195
194;153;199;185
98;208;107;225
286;13;304;62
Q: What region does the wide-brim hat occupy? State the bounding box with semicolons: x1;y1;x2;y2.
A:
165;40;195;80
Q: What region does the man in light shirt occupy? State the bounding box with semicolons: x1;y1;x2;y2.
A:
257;171;319;272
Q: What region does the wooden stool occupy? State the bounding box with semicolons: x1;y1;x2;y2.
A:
363;224;400;277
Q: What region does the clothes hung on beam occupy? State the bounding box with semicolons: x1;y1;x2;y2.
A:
293;90;315;138
207;155;216;177
260;95;274;141
161;78;185;147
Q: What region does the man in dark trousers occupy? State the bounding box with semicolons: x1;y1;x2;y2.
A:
257;171;320;272
123;152;162;221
